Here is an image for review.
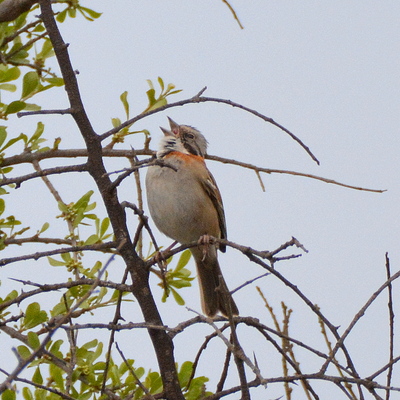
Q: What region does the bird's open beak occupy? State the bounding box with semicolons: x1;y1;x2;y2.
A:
160;126;173;136
167;117;180;135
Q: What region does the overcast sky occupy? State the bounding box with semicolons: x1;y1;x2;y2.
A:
3;1;400;399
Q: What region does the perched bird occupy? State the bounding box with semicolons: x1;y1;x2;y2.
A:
145;118;239;317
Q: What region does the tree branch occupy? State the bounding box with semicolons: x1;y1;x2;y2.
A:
99;91;320;164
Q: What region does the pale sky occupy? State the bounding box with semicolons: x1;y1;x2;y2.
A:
2;2;400;399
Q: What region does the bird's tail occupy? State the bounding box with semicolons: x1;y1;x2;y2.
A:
192;247;239;317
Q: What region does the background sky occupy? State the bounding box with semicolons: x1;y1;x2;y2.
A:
3;1;400;399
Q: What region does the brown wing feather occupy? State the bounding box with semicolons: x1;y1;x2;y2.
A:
201;169;227;252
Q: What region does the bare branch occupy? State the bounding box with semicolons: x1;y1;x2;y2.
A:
221;0;244;29
207;154;386;193
0;164;87;188
0;241;117;267
99;92;320;164
385;253;394;400
18;108;74;117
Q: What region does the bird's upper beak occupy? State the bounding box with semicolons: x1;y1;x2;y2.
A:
160;117;180;136
167;117;180;135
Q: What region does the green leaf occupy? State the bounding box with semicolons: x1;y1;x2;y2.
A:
23;302;48;329
111;117;121;128
178;361;193;388
5;100;26;114
32;367;43;385
75;190;94;210
36;39;54;60
21;71;40;99
1;389;16;400
68;7;77;18
39;222;49;233
0;67;20;83
171;288;185;306
17;345;31;359
81;339;98;350
146;88;156;106
0;198;5;216
48;339;64;358
0;83;16;92
120;91;129;118
0;126;7;148
22;387;33;400
157;76;165;92
22;103;41;111
84;234;99;245
56;9;68;23
27;331;40;349
100;218;110;237
0;133;25;151
47;256;66;267
49;363;65;390
79;6;102;20
44;77;64;86
176;249;191;271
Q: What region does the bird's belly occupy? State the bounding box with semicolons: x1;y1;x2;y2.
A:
146;166;220;244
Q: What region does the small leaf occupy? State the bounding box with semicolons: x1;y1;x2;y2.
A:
44;77;64;86
111;117;121;128
157;76;165;92
0;126;7;148
49;363;65;390
47;256;65;267
146;88;156;106
21;71;40;99
2;389;16;400
23;302;48;329
22;387;33;400
99;218;109;237
120;91;129;118
32;367;43;385
175;249;191;271
178;361;193;387
27;331;40;349
0;83;16;92
171;288;185;306
84;234;99;245
22;103;41;111
5;101;26;114
17;345;31;359
39;222;49;233
0;67;20;83
1;133;25;151
0;198;5;216
79;6;102;20
56;9;67;23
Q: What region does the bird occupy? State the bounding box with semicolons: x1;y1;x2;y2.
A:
145;117;239;317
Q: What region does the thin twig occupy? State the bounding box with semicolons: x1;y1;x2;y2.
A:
207;154;386;193
221;0;244;29
18;108;73;117
115;342;156;400
385;253;394;400
0;163;87;188
99;93;320;164
0;241;117;266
